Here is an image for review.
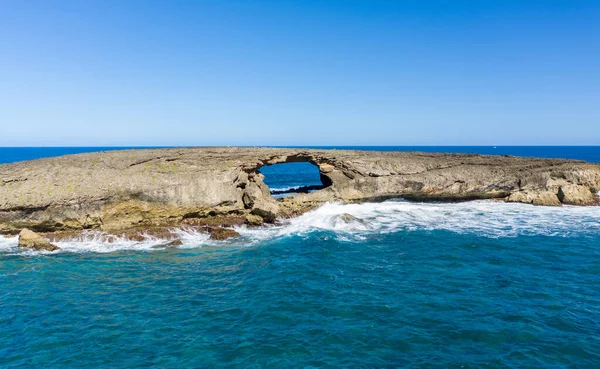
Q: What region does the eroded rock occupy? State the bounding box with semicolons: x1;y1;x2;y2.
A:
208;228;240;240
18;229;60;251
245;214;264;226
507;192;562;206
251;200;279;223
1;148;599;237
334;213;373;229
558;185;598;205
152;239;183;248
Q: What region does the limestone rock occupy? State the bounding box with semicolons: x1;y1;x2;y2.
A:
251;199;279;223
558;185;598;205
245;214;264;226
182;214;246;227
506;191;562;206
152;239;183;248
318;163;335;173
165;239;183;246
334;213;373;229
1;147;599;236
113;226;178;242
209;227;240;240
532;193;563;206
18;229;60;251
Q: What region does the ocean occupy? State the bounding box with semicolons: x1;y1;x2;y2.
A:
1;146;600;164
1;147;600;368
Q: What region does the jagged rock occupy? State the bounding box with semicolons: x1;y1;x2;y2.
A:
113;226;178;241
507;191;562;206
533;193;563;206
165;239;183;246
245;214;264;226
318;163;335;173
1;148;599;236
18;229;60;251
334;213;373;229
251;199;279;223
152;239;183;248
182;214;246;227
82;215;103;229
558;185;598;205
209;227;240;240
242;182;279;221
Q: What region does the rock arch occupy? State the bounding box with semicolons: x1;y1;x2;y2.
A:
235;152;349;222
259;162;327;196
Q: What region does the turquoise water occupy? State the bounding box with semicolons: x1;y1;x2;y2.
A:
260;162;323;194
2;201;600;367
1;147;600;367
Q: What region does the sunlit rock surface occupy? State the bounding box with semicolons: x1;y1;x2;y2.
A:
1;147;599;235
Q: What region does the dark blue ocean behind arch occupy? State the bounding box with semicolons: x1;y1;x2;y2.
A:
1;146;600;368
1;145;600;164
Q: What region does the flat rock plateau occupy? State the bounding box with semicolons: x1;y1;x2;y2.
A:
1;148;599;242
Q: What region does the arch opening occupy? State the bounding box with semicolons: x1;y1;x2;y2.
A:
258;161;329;198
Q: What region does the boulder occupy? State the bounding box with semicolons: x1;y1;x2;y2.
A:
18;229;60;251
507;191;562;206
152;239;183;248
558;185;598;205
245;214;264;226
251;199;279;223
532;193;562;206
209;227;240;240
165;239;183;246
334;213;373;229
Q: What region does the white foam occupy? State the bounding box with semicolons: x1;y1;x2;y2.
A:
1;200;599;255
269;186;303;192
0;228;215;255
237;200;600;241
0;235;18;253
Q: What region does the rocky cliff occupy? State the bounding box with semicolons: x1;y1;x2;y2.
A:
1;147;599;235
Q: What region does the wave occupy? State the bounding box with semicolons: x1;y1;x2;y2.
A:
269;184;324;194
237;199;600;242
269;186;303;192
0;228;214;255
1;200;599;255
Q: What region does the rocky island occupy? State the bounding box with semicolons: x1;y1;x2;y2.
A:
1;148;599;249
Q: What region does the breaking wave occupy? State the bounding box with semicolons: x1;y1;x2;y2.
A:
237;199;600;242
1;200;599;255
269;186;304;192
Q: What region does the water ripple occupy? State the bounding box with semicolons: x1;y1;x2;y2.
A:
1;202;600;367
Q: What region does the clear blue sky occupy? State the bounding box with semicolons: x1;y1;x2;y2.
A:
1;1;598;146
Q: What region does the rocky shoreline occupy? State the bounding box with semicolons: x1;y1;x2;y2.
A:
1;147;599;251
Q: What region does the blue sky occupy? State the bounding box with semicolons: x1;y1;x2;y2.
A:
1;0;598;146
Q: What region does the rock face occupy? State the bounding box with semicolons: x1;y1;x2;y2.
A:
1;148;599;236
18;229;60;251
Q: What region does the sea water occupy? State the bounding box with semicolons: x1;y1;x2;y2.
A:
1;147;600;368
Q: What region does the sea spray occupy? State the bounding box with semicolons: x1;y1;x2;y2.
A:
2;200;599;255
2;200;600;367
237;199;600;240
